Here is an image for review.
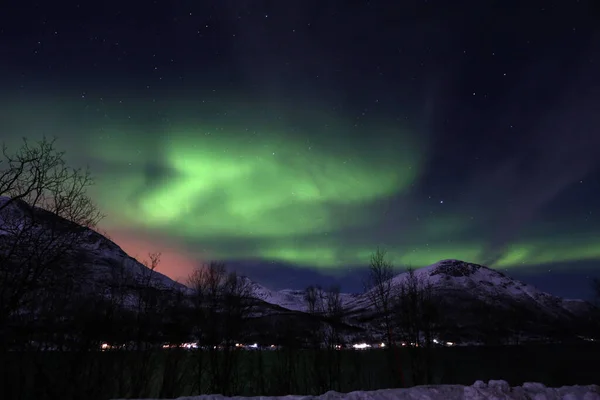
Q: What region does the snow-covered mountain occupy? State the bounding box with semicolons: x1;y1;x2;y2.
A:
245;259;599;342
77;228;186;291
0;196;184;293
239;278;308;311
242;277;360;312
247;259;594;319
346;259;585;316
406;259;592;317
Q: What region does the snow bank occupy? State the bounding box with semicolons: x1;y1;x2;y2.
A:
114;380;600;400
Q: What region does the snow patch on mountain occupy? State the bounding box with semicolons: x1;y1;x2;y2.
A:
241;277;360;312
241;278;313;311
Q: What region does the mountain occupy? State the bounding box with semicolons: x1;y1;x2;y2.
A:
251;259;594;318
242;278;360;312
382;259;593;320
384;259;584;318
250;259;599;343
0;196;184;293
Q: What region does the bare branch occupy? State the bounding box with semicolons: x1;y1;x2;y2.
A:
0;137;104;343
325;285;344;318
305;284;324;315
0;137;103;227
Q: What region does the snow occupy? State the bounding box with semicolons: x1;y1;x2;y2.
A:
245;280;359;313
342;259;589;317
112;380;600;400
241;278;307;312
245;259;595;318
0;195;183;295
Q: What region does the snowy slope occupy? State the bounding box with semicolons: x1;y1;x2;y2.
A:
244;280;360;312
562;298;598;315
345;259;592;319
114;380;600;400
245;259;597;330
78;229;187;291
0;196;184;293
239;277;306;311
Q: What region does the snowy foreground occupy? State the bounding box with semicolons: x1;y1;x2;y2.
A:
115;380;600;400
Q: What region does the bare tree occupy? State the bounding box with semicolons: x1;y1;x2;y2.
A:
0;137;102;226
128;252;164;398
136;252;162;318
394;267;438;385
363;247;409;387
0;137;102;350
395;268;434;346
159;284;192;399
363;247;396;346
304;285;324;316
323;285;344;392
188;261;253;395
303;284;327;392
324;286;344;348
302;283;347;393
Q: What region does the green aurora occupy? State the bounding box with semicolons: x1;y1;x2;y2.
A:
1;95;599;274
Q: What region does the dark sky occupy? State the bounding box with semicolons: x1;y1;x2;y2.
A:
1;0;599;300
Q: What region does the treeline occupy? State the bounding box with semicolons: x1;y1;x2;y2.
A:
1;138;600;400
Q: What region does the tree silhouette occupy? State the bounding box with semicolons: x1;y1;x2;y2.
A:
188;261;253;395
0;137;102;350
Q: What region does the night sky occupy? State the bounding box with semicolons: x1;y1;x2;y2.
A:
1;0;599;299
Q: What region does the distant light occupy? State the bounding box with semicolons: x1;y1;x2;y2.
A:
380;342;385;348
101;343;110;350
250;343;258;348
352;343;371;350
433;339;439;344
446;341;454;346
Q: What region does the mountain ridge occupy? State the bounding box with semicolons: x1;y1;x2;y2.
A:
0;195;185;293
244;259;596;319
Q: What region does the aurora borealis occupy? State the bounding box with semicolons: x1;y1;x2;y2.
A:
1;0;599;297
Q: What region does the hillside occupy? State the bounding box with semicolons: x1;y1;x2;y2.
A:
249;259;599;344
0;196;184;291
254;259;596;323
